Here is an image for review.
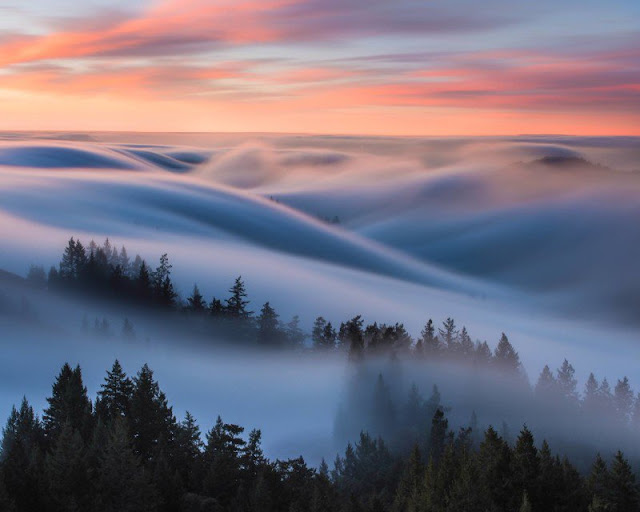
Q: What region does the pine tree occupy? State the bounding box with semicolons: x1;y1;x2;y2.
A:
322;322;337;350
613;377;634;425
119;246;130;275
187;284;206;313
226;276;251;319
209;297;224;317
285;315;306;347
1;397;45;511
420;319;439;356
438;317;459;353
339;315;364;360
43;364;92;443
129;364;177;464
583;373;600;413
535;365;557;400
494;333;521;374
597;378;615;416
459;326;474;357
174;412;203;490
95;418;157;512
136;261;153;303
477;426;512;510
372;374;396;441
608;451;639;511
312;317;328;348
257;302;281;346
512;426;540;509
429;408;451;464
556;359;578;403
474;341;492;366
96;360;133;424
46;421;90;511
153;254;176;308
203;416;246;508
392;445;423;512
587;454;610;507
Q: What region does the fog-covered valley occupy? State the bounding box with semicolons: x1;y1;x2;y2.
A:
1;132;640;472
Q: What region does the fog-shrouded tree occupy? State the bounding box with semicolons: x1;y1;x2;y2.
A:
339;315;364;360
43;363;92;444
438;317;459;353
129;364;177;464
226;276;251;319
285;315;306;348
419;319;439;356
493;333;521;375
613;377;634;425
312;317;328;348
556;359;578;404
96;360;133;425
257;302;281;346
186;284;206;313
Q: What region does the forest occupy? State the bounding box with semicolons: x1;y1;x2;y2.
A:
1;237;639;511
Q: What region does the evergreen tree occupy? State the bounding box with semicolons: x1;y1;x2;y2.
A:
174;412;203;490
153;254;176;308
583;373;600;413
129;364;177;464
46;420;90;511
285;315;306;347
43;364;92;443
587;454;611;508
226;276;251;319
209;297;224;317
392;445;423;512
459;326;474;357
118;246;130;275
438;317;459;352
556;359;578;403
597;378;615;416
96;360;134;424
136;261;153;303
419;319;439;356
257;302;281;346
322;322;337;350
186;284;206;313
608;451;639;511
1;397;45;511
494;333;521;374
429;408;451;464
312;317;328;348
474;341;492;366
613;377;634;425
203;416;246;508
339;315;364;360
535;365;557;400
372;375;396;441
512;426;540;509
95;418;157;512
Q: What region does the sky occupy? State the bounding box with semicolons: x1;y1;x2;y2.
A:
0;0;638;135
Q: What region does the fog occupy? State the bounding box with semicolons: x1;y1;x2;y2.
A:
0;132;639;465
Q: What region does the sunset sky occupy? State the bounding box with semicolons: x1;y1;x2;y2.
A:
0;0;638;135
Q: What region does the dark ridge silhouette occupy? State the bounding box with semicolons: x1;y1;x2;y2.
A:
528;155;610;171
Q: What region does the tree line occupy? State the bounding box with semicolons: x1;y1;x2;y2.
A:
23;238;640;436
1;361;638;512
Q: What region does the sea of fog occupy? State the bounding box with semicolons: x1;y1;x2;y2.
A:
1;132;639;463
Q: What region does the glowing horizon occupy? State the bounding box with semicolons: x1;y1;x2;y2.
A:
0;0;638;136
